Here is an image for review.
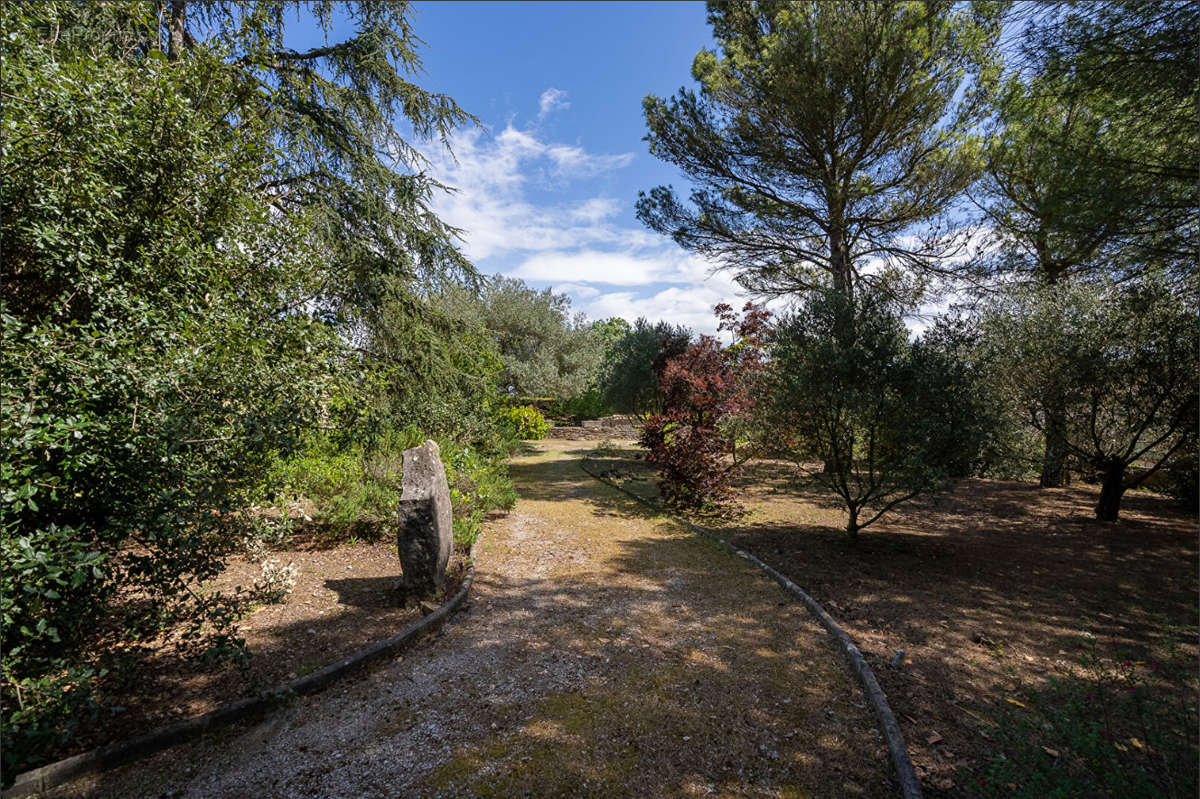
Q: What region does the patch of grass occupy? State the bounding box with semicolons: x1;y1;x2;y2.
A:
969;634;1198;798
452;514;482;548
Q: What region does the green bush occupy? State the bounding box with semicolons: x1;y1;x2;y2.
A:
268;429;517;546
267;429;417;541
543;388;611;423
441;439;519;519
502;404;552;440
1164;451;1198;512
1;6;333;779
452;514;483;548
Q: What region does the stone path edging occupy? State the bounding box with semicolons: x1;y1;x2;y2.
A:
2;548;478;799
580;457;923;799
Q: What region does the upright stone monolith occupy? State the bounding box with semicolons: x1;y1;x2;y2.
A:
396;440;452;596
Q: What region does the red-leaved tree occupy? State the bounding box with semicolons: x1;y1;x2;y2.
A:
640;303;770;514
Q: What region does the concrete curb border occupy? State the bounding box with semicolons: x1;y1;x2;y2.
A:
580;457;923;799
3;548;477;799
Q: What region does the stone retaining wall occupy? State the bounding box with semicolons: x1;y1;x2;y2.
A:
550;415;640;440
549;425;640;440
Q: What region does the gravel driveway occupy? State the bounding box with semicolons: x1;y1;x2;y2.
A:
51;441;891;798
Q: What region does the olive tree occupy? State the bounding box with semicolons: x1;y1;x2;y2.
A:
768;291;993;541
982;276;1197;520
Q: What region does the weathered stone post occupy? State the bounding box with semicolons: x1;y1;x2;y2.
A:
396;440;453;596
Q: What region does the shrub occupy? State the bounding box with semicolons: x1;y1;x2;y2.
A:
452;514;483;548
267;433;410;541
252;560;299;605
1;6;334;778
268;430;517;549
441;440;519;520
1164;451;1198;512
768;291;992;541
599;319;693;414
640;303;769;516
503;404;552;440
640;417;739;514
544;388;610;423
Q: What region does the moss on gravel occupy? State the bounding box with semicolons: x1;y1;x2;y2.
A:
422;443;888;798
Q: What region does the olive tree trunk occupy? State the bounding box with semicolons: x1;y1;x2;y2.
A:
1095;458;1127;521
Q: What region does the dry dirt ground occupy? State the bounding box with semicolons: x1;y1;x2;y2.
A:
50;441;892;799
586;446;1199;796
61;543;469;761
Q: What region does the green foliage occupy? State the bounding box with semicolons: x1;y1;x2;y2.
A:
0;1;486;781
441;440;519;521
452;516;483;549
768;291;989;540
173;0;479;324
981;275;1198;519
363;291;508;444
268;432;412;541
639;0;1003;301
979;2;1198;485
598;318;693;414
542;389;611;423
269;423;518;545
502;405;552;441
980;67;1143;285
435;276;605;400
1163;451;1198;512
1004;1;1197;279
0;3;343;779
915;313;1024;479
971;636;1198;799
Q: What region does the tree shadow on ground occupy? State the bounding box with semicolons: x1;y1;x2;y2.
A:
60;443;1196;799
577;444;1199;796
70;444;896;799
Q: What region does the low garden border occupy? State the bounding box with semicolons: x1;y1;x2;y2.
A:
580;456;923;799
2;547;478;799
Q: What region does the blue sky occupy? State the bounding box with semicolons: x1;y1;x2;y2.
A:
404;1;751;333
285;3;1004;333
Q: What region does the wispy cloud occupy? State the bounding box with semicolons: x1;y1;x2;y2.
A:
421;98;767;333
537;87;570;120
423;124;639;261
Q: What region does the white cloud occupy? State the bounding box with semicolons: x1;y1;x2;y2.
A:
423;124;637;261
568;197;621;224
551;283;601;299
537;87;570;120
419;94;774;332
514;250;675;286
579;279;779;337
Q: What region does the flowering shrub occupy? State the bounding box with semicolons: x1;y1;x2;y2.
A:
252;560;298;604
640;303;770;515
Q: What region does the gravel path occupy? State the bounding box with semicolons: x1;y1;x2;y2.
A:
52;441;891;798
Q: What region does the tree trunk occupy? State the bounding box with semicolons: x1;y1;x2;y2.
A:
827;224;853;477
1037;263;1070;488
845;507;859;543
1095;458;1127;521
168;0;187;61
1039;384;1070;487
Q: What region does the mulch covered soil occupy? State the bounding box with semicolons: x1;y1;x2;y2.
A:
588;447;1199;796
57;537;468;765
